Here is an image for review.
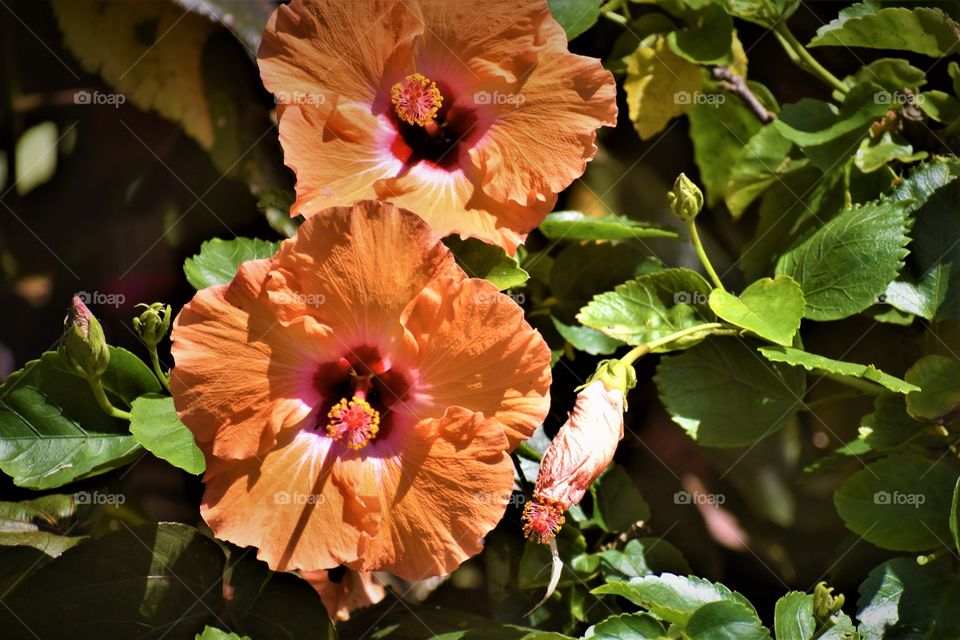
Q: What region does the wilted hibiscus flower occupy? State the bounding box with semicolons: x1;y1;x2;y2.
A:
258;0;617;253
171;200;552;578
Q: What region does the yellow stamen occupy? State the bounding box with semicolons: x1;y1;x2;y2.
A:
391;73;443;127
326;395;380;450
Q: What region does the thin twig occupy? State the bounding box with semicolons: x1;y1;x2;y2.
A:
711;66;775;123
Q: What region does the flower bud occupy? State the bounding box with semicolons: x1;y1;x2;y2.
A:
667;173;703;222
522;363;636;543
133;302;172;348
59;295;109;379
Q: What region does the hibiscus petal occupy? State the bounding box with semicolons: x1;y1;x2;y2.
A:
201;428;382;572
352;408;513;579
273;201;462;351
399;277;552;449
469;49;618;207
171;260;336;460
259;0;424;105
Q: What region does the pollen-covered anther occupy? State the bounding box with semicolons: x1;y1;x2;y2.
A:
522;494;566;543
391;73;443;126
326;396;380;450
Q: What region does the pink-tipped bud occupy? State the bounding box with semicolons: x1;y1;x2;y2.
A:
59;294;109;379
523;360;634;543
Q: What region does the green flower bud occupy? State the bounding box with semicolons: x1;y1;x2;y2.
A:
59;295;110;379
589;359;638;398
667;173;704;222
133;302;172;348
813;581;845;621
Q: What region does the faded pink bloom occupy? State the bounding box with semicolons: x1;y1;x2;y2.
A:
523;369;629;543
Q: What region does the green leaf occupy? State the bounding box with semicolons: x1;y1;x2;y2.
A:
593;573;755;625
446;237;529;290
772;84;890;170
757;345;918;394
654;338;806;447
724;125;805;220
538;211;677;241
0;348;160;489
834;453;958;551
592;465;651;533
584;612;667;639
851;58;927;92
689;94;763;206
773;592;816;640
854;132;926;174
577;269;714;349
184;237;281;289
552;317;623;357
722;0;800;27
599;537;690;582
14;122;58;197
130;394;205;475
905;355;960;422
666;4;733;65
857;557;960;638
172;0;273;56
810;2;960;58
859;393;925;451
685;600;771;640
918;90;960;124
625;36;703;140
708;275;805;346
196;627;251;640
0;523;335;639
884;160;960;320
775;199;911;321
0;495;85;557
548;0;601;40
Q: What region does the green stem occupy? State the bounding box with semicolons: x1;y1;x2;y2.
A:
88;377;132;420
149;348;172;393
773;23;848;95
685;221;726;291
601;10;627;24
620;322;726;365
822;372;885;395
516;441;543;462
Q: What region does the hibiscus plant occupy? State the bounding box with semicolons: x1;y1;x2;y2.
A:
1;0;959;639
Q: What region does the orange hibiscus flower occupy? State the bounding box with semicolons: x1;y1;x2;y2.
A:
171;200;552;579
258;0;617;253
302;568;385;622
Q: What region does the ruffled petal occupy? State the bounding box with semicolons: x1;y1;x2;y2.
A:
302;569;386;622
258;0;424;105
398;277;551;449
351;408;513;579
273;201;463;351
201;428;382;572
171;260;336;460
375;164;551;254
468;49;617;207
